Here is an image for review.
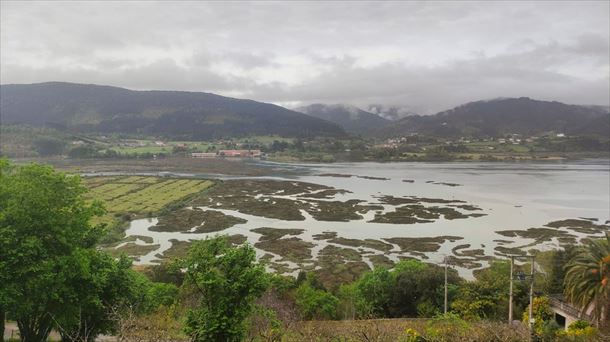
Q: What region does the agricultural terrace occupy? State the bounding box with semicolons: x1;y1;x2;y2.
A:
83;175;213;242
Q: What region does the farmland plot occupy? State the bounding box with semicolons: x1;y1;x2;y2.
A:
83;176;213;243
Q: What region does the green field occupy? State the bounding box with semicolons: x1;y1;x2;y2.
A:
83;176;214;243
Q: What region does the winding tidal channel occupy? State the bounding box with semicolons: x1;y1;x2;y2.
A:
116;160;610;278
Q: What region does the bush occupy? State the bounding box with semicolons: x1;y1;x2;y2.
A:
523;296;554;337
423;313;471;341
556;320;599;341
567;320;590;331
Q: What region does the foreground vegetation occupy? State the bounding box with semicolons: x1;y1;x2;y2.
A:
1;160;608;341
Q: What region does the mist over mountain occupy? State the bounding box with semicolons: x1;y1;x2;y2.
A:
296;104;389;135
366;104;419;121
0;82;345;139
377;97;610;138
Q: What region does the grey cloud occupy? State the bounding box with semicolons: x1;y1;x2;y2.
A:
1;1;608;114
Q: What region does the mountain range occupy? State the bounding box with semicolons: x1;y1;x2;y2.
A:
295;104;389;135
377;97;610;138
0;82;344;139
1;82;608;139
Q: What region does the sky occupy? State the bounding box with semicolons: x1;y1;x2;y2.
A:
1;1;609;114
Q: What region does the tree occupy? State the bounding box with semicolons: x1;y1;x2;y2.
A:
54;253;147;342
452;261;527;320
354;267;393;317
294;283;338;320
564;234;610;327
34;137;66;156
0;161;148;342
543;245;579;294
390;260;459;317
347;260;460;319
68;145;98;158
0;161;106;341
0;159;10;338
182;236;268;342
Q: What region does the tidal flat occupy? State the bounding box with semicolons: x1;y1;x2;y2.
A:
100;160;608;279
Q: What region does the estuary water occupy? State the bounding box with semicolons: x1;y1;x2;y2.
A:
123;159;610;276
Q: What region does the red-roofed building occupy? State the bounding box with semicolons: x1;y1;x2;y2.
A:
219;150;262;158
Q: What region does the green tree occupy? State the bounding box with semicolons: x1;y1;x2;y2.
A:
452;261;527;320
182;236;268;342
543;246;579;294
0;161;105;341
294;283;338;320
564;233;610;327
0;159;10;338
354;267;394;317
54;252;148;342
68;145;98;158
391;260;459;317
33;136;66;156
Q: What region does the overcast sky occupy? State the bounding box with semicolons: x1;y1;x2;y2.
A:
1;1;609;114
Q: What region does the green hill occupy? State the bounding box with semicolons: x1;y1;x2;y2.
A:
0;82;345;139
377;97;610;138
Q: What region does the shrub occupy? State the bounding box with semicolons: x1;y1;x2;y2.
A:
522;296;554;337
567;320;590;331
556;320;599;341
423;313;471;341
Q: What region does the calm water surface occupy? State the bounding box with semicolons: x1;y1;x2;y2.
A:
124;160;610;277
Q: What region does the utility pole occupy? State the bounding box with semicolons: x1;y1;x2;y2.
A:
509;255;515;324
444;256;448;314
528;255;536;330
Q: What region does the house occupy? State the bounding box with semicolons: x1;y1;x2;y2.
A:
218;150;262;158
191;152;217;158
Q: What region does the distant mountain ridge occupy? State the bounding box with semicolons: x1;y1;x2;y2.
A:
2;83;607;140
296;103;389;135
377;97;610;138
0;82;345;139
366;104;419;121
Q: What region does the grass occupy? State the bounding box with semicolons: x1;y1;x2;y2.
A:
328;237;393;252
105;242;160;260
255;237;315;263
315;246;370;289
495;227;577;246
278;318;530;341
251;227;304;241
384;236;464;253
192;179;384;222
86;176;213;215
368;254;396;269
83;176;214;243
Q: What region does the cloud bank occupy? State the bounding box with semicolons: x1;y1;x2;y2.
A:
1;1;608;113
